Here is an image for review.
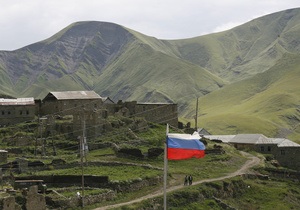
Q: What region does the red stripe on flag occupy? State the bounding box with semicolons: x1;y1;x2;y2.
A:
167;148;205;160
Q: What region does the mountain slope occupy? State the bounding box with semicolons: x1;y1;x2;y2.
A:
0;21;225;101
0;21;136;97
0;9;300;140
170;8;300;82
182;52;300;140
92;37;224;110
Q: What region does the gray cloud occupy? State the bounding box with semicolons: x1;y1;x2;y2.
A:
0;0;299;50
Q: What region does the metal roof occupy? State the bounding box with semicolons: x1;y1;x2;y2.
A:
270;138;300;147
229;134;272;144
137;102;176;105
47;91;101;100
0;98;35;105
203;135;236;143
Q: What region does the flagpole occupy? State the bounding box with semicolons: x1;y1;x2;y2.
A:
163;124;169;210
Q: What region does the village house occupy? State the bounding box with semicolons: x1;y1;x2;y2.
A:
0;98;35;126
229;134;274;151
271;138;300;170
205;133;300;170
1;91;179;141
113;101;178;128
40;91;105;116
39;91;108;138
38;91;178;138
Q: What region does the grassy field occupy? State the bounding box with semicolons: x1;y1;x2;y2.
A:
116;177;300;210
0;116;298;209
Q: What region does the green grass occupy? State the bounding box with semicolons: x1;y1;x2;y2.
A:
33;165;162;181
50;187;110;198
226;179;300;209
117;177;300;210
182;53;300;142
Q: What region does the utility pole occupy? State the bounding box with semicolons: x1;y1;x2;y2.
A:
80;111;86;207
195;98;199;130
80;135;85;208
38;116;47;156
82;117;88;164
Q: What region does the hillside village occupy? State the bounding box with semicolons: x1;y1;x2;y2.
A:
1;90;299;172
0;9;300;208
0;90;300;209
0;90;178;128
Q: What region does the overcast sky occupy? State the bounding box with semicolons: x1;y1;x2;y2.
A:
1;0;299;50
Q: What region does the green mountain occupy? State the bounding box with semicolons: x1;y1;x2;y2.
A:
0;8;300;141
183;53;300;139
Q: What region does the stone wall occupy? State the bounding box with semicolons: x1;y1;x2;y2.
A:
0;105;35;126
25;186;46;210
273;147;300;170
0;196;17;210
40;98;103;116
0;151;7;163
15;175;109;188
47;190;116;209
109;175;163;193
114;101;178;127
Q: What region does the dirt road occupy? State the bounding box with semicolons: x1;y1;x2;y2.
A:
94;152;261;210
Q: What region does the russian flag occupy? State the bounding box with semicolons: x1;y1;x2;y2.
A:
167;132;205;160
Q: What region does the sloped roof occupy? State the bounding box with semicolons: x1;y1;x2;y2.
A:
0;98;35;105
101;97;115;104
44;91;101;100
203;135;236;143
198;128;211;135
271;138;300;147
229;134;272;144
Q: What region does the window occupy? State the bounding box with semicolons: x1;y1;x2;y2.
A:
260;146;264;152
20;111;23;115
1;111;4;115
267;146;271;152
26;110;29;115
103;110;108;118
281;150;285;155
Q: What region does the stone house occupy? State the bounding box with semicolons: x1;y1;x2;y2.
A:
271;138;300;170
39;91;109;139
40;91;104;116
113;101;178;127
0;98;35;126
229;134;272;151
2;91;179;139
228;134;300;170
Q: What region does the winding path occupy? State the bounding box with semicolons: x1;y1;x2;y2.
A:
94;152;261;210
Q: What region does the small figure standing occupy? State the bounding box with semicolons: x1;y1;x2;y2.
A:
188;175;193;185
184;175;188;186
